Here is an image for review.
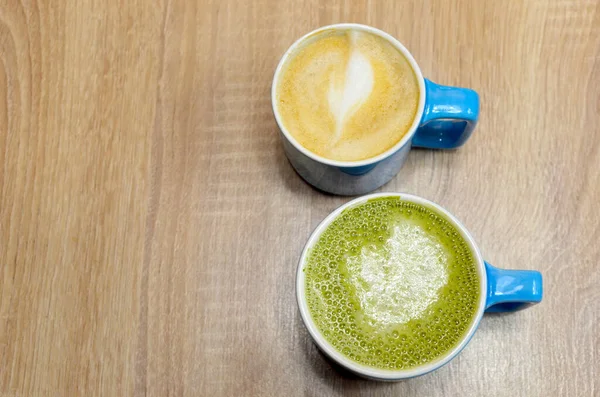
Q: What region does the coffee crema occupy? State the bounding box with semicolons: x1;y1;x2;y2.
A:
304;197;480;370
276;29;420;162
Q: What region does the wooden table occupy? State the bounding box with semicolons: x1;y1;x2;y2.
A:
1;1;599;396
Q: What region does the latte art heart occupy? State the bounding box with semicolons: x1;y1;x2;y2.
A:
276;29;420;162
327;31;375;144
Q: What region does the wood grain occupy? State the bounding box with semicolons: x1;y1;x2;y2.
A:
1;1;599;396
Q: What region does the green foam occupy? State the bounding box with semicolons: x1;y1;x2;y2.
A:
304;197;480;370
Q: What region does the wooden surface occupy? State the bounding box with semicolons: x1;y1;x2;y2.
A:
1;1;599;396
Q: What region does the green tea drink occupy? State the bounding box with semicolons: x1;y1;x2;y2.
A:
304;197;480;370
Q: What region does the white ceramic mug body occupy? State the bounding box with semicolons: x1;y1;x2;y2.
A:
272;24;427;196
296;193;488;380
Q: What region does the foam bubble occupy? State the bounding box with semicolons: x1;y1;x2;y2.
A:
345;223;449;326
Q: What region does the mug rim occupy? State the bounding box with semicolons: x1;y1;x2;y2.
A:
295;193;488;380
271;23;427;168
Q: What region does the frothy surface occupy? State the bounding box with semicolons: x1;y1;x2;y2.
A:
346;223;449;326
304;197;480;370
276;29;420;161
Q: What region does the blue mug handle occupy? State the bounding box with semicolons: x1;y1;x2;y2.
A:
484;262;543;312
412;79;479;149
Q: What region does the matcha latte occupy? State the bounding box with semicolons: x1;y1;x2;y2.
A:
303;197;480;370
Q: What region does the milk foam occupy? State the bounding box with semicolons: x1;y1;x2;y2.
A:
328;32;374;143
346;223;449;326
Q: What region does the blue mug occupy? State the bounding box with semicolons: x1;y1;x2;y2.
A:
272;24;479;195
296;193;543;380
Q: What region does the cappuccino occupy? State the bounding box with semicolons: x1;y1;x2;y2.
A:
276;28;420;162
